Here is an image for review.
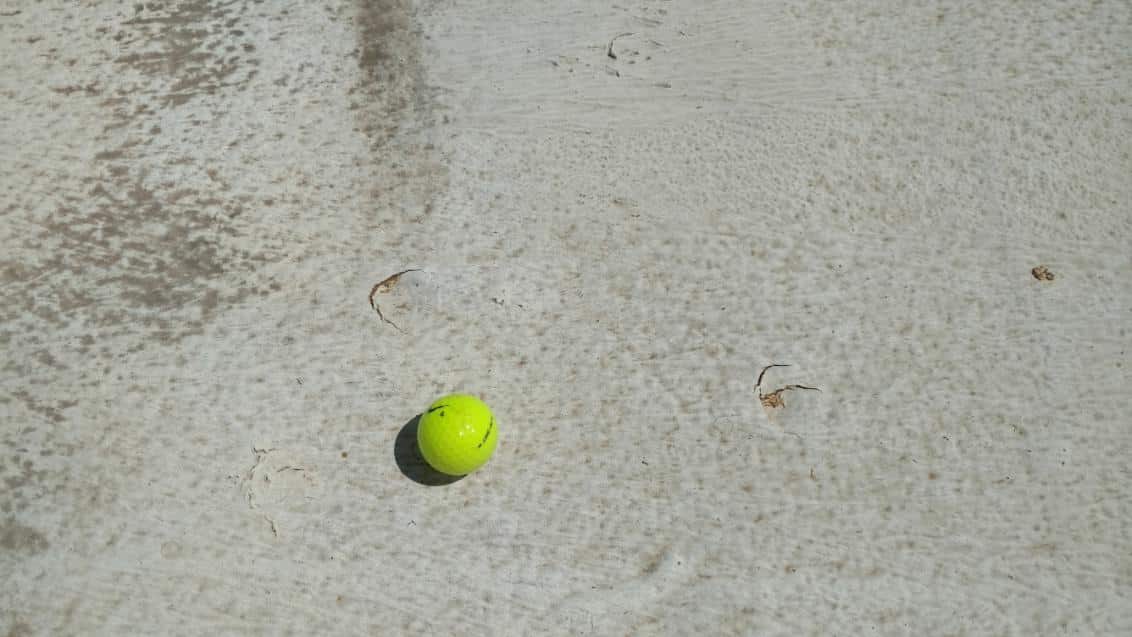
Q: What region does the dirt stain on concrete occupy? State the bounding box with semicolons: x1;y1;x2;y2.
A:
352;0;450;242
115;0;261;109
0;2;269;542
0;518;50;556
1;0;270;370
353;0;428;148
4;620;34;637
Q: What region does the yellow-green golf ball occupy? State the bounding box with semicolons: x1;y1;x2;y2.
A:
417;394;497;476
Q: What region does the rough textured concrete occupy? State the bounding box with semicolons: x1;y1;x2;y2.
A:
3;1;1131;635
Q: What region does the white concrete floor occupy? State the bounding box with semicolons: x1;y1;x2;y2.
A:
3;1;1131;635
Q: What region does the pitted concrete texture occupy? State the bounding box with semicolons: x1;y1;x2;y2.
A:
3;1;1131;635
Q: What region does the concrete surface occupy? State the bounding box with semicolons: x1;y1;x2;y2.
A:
3;1;1131;635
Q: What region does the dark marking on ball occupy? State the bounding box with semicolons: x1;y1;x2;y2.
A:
478;418;494;448
427;403;447;414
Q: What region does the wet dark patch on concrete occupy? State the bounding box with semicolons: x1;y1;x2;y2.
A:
0;517;49;555
4;619;34;637
1;425;130;524
351;0;450;233
7;392;78;426
357;2;409;78
51;81;102;97
1;6;272;527
114;0;261;110
0;432;78;517
0;1;277;359
2;167;263;355
353;0;433;149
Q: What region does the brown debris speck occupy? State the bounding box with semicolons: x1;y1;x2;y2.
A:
368;268;421;330
1031;265;1055;281
756;364;820;409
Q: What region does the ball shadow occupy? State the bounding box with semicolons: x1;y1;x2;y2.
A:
394;413;464;486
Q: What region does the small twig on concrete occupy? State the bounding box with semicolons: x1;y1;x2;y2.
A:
369;268;421;331
607;32;634;60
756;364;790;391
760;384;821;408
756;364;820;408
